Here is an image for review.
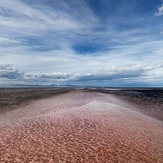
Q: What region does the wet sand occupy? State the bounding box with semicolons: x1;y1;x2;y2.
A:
0;90;163;162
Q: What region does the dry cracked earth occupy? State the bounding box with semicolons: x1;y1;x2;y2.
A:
0;90;163;163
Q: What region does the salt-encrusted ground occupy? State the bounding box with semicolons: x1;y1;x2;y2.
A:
0;91;163;162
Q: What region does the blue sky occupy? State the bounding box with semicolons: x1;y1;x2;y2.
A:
0;0;163;87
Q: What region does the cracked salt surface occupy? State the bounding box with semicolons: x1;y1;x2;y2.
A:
0;91;163;162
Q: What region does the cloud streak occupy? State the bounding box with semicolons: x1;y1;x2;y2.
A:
155;4;163;16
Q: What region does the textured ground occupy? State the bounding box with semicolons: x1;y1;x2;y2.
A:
0;90;163;162
0;88;71;113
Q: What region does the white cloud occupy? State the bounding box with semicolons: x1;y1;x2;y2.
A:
0;0;97;35
0;65;23;79
0;36;163;76
0;64;163;86
0;36;18;45
155;5;163;16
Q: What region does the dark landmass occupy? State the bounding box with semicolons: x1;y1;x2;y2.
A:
88;88;163;121
87;88;163;102
0;88;73;113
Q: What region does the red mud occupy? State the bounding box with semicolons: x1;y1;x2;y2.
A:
0;91;163;162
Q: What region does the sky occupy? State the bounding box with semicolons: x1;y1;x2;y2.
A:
0;0;163;87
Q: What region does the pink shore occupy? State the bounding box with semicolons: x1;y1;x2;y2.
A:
0;91;163;162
